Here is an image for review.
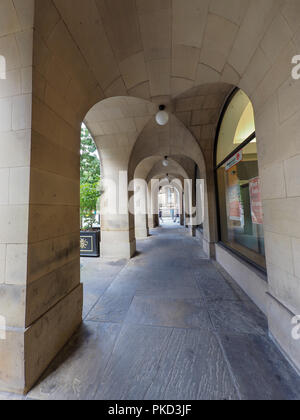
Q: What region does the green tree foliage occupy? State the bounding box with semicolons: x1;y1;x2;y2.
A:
80;125;101;229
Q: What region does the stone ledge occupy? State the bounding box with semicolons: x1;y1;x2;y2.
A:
215;243;268;314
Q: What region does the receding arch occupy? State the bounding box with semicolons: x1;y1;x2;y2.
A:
128;114;206;179
84;96;157;170
146;157;193;184
133;156;190;238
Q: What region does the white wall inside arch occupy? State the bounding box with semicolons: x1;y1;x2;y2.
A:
0;56;6;79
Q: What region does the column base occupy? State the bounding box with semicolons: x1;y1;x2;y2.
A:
186;226;196;237
135;228;149;239
148;217;155;229
0;284;83;394
148;215;159;229
100;230;136;259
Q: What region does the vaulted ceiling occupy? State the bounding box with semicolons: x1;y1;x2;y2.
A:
52;0;284;103
40;0;294;178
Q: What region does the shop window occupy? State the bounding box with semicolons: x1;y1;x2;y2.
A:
216;89;265;270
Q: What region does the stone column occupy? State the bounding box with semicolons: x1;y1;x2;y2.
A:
134;179;149;239
180;194;185;226
184;180;196;236
100;155;136;259
0;0;89;393
148;181;159;228
180;214;185;226
148;214;155;229
0;0;83;394
0;2;34;393
135;214;149;238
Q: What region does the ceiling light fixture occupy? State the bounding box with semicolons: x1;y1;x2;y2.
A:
156;105;169;126
162;156;169;167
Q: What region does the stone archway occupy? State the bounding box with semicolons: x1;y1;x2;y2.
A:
84;96;157;258
84;97;208;259
128;114;209;242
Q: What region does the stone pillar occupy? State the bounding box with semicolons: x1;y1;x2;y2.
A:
0;0;83;394
100;156;136;259
0;1;34;393
180;213;185;226
148;182;159;228
148;214;155;229
180;194;185;226
134;179;149;239
196;179;204;227
184;180;196;237
135;214;149;239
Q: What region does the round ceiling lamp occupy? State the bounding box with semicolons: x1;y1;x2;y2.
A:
162;156;169;167
156;105;169;126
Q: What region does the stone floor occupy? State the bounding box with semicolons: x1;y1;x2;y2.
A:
1;224;300;400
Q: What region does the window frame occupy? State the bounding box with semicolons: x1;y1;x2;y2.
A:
214;88;266;274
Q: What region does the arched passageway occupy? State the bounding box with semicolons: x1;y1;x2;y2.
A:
0;0;300;398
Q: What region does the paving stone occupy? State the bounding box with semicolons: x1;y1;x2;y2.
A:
82;291;102;319
86;291;134;323
195;270;242;302
145;328;239;400
135;284;202;299
94;324;174;400
27;322;122;401
125;296;212;330
218;333;300;400
208;300;268;335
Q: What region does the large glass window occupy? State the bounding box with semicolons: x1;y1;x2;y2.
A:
216;90;266;270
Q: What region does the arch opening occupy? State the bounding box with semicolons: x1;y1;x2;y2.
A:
83;96;158;259
133;149;205;242
158;184;181;226
79;124;101;257
215;89;265;270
